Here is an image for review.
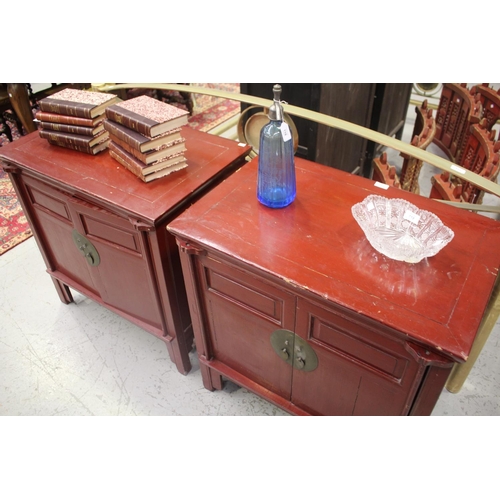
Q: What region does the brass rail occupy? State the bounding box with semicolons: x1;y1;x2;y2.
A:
93;83;500;211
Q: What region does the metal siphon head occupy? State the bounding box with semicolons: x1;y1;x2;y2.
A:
269;84;284;121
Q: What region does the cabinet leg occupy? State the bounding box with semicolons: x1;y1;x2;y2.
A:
164;336;192;375
200;363;223;391
52;277;73;304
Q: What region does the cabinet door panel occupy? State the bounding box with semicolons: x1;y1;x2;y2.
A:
27;183;72;221
81;214;141;253
196;256;296;400
23;177;100;295
293;297;423;415
71;202;163;329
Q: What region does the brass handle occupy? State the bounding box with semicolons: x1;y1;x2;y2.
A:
295;356;305;369
72;230;100;267
85;252;95;266
294;346;306;369
270;329;318;372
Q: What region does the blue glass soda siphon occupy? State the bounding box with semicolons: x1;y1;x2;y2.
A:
257;84;296;208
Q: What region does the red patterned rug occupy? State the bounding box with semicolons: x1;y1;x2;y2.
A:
125;83;240;131
0;167;32;255
188;83;240;131
0;84;241;255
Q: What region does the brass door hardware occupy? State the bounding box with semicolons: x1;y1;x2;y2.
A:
72;230;100;267
270;329;318;372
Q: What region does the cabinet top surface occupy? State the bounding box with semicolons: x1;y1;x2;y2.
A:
168;157;500;362
0;127;251;224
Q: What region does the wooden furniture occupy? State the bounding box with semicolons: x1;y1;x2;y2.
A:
2;84;91;136
433;83;482;164
1;84;25;141
168;156;500;416
473;83;500;131
430;119;500;204
0;128;251;375
240;83;412;177
371;152;400;188
5;84;38;134
92;84;500;201
399;100;436;194
371;101;437;193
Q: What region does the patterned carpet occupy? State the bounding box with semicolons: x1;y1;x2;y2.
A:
188;83;240;131
0;167;32;255
0;84;241;255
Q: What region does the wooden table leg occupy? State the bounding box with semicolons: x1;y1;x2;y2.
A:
51;277;74;305
445;276;500;393
7;84;37;134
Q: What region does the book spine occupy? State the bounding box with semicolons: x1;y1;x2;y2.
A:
39;98;95;119
39;129;95;147
35;111;99;127
108;134;147;162
103;120;143;150
108;141;146;179
40;122;96;136
105;106;157;137
46;138;93;154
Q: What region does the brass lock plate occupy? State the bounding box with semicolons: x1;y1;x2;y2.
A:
270;329;318;372
72;229;100;267
270;329;295;365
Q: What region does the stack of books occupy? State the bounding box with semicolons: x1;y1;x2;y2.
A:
104;95;190;182
36;89;120;155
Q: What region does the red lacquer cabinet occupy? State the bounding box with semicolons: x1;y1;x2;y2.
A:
168;156;500;415
0;128;251;374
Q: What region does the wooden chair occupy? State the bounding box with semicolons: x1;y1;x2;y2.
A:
2;84;90;136
472;83;500;131
1;84;25;141
371;100;436;194
433;83;482;164
399;100;436;194
430;119;500;204
371;151;400;188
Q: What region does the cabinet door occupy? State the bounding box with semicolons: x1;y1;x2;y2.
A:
21;174;162;330
22;175;100;296
194;255;296;401
292;297;425;415
69;198;163;330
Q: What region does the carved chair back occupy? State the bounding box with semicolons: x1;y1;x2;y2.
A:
430;119;500;204
399;100;436;194
434;83;482;164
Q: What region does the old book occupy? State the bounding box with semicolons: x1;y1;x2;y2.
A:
39;129;109;148
46;137;110;155
103;119;183;152
105;95;189;137
39;121;105;137
38;89;121;119
35;110;105;127
108;132;186;165
108;141;187;182
139;163;188;183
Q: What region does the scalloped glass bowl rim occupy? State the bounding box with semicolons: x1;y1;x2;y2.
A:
351;194;455;263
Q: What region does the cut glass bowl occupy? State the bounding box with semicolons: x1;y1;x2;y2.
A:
351;194;454;263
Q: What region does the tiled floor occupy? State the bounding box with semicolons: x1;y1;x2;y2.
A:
1;97;499;416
